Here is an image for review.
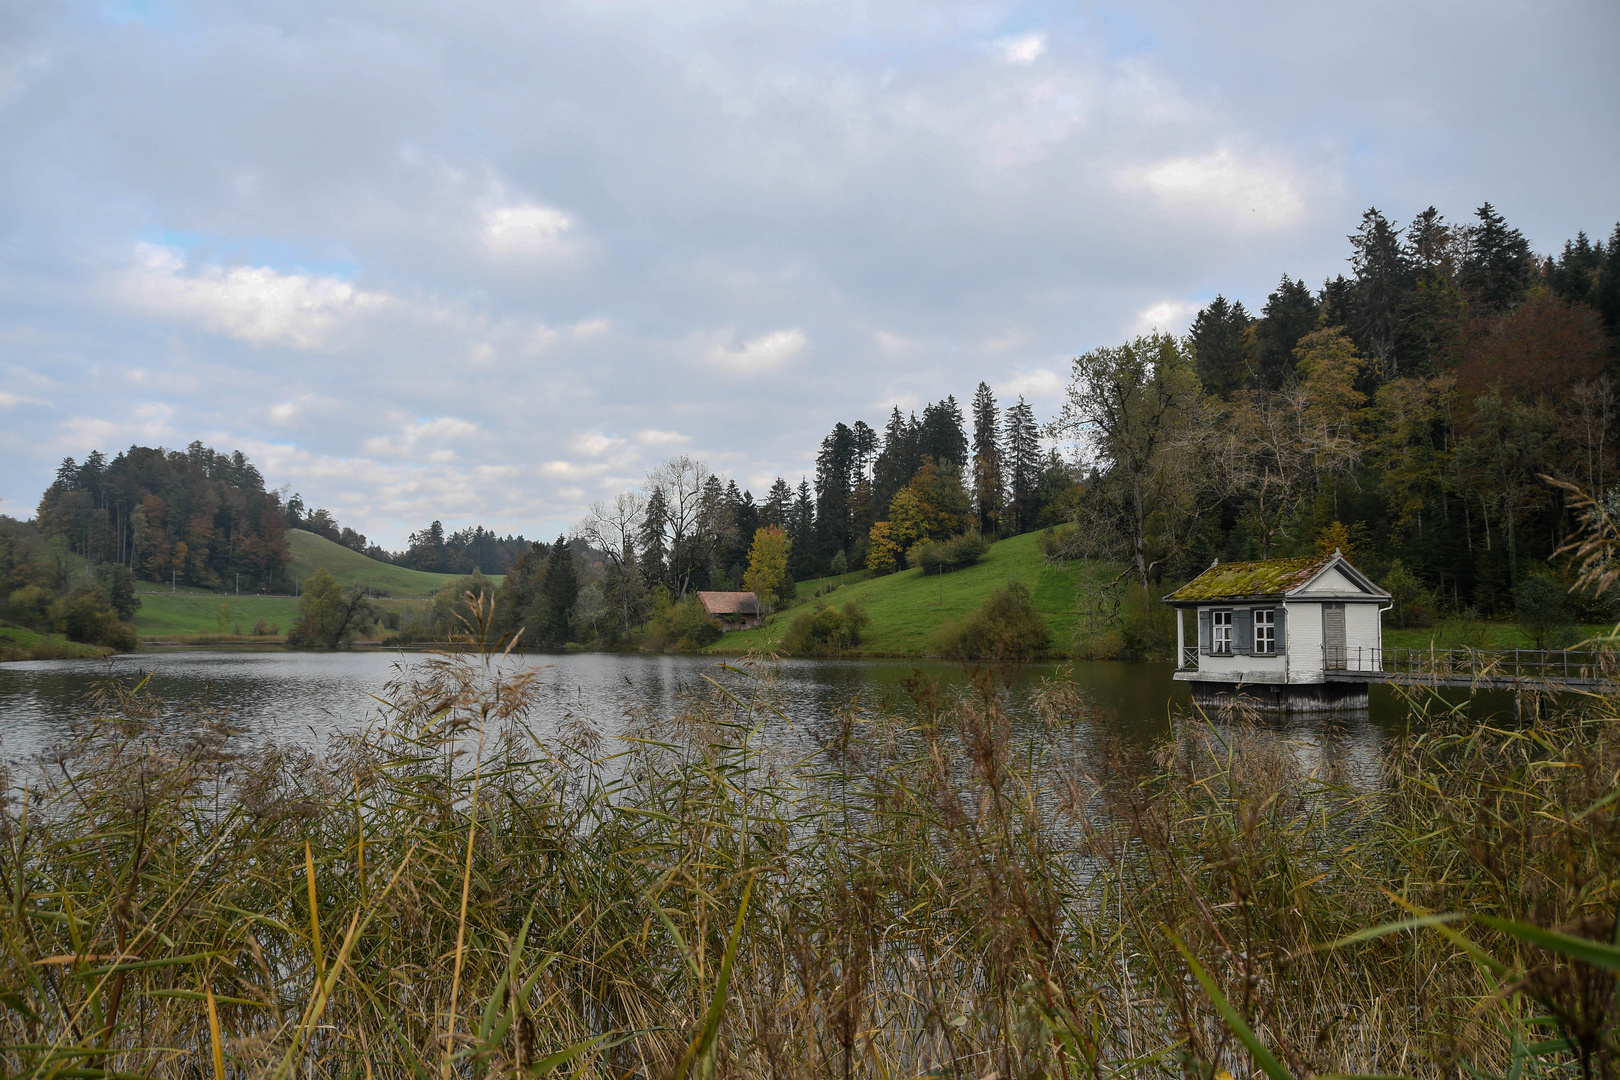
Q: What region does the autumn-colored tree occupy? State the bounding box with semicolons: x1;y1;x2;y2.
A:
743;526;793;611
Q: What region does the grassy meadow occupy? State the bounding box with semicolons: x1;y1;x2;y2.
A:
286;529;501;597
0;622;110;661
712;530;1116;657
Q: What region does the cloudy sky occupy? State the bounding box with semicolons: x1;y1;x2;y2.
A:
1;0;1615;546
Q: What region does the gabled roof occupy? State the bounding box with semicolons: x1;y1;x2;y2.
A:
1163;550;1391;606
697;591;762;616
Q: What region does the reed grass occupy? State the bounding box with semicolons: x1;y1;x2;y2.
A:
1;622;1616;1078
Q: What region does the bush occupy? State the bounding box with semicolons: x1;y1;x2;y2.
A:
781;600;869;656
1516;575;1569;649
908;531;990;574
937;580;1052;659
1384;559;1437;628
50;584;138;652
644;592;723;651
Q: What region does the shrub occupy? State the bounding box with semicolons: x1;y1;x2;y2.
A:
937;580;1052;659
781;600;869;656
644;592;723;651
1515;575;1569;649
1384;559;1436;628
50;584;137;652
908;531;990;574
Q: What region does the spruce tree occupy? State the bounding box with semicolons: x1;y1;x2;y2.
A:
790;479;816;578
539;535;579;646
763;477;792;529
1251;275;1320;390
1189;295;1253;398
873;407;919;514
1003;397;1042;534
1461;202;1535;312
1347;206;1413;377
970;381;1004;534
638;488;669;592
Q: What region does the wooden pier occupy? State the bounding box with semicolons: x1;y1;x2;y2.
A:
1321;645;1620;694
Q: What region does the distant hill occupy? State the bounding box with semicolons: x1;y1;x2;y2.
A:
286;529;504;598
710;530;1109;657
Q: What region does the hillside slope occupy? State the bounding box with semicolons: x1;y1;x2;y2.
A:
710;531;1114;657
286;529;502;598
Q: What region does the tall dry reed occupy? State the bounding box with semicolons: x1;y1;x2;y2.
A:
1;636;1616;1078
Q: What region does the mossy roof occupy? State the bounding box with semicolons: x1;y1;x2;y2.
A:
1164;553;1336;604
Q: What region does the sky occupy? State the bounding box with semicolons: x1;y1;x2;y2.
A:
1;0;1616;547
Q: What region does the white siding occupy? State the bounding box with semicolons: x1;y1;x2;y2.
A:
1300;566;1368;595
1344;600;1383;666
1285;601;1323;682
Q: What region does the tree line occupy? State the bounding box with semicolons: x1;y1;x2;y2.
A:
1060;202;1620;624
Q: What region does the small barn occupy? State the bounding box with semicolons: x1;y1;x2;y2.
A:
1163;550;1391;712
697;591;764;632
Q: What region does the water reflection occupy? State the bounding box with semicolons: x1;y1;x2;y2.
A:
0;649;1513;783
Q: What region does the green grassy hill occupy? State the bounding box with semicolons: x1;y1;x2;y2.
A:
286;530;500;598
710;531;1113;657
125;531;480;640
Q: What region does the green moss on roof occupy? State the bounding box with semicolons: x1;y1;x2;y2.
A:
1165;553;1334;603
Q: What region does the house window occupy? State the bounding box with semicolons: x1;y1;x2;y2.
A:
1254;609;1275;654
1212;610;1233;654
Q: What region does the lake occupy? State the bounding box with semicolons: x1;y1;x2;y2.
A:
0;648;1482;788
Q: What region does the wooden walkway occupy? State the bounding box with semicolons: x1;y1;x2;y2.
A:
1322;646;1620;693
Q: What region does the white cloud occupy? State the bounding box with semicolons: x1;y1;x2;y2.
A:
637;428;690;446
704;327;808;373
571;431;624;457
993;32;1046;67
1115;149;1305;228
482;202;574;257
363;416;481;457
1131;300;1200;337
116;244;394;350
994;368;1065;400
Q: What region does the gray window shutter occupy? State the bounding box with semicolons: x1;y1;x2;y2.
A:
1235;608;1253;654
1274;608;1287;651
1198;609;1211;654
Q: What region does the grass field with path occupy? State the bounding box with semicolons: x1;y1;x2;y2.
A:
709;530;1116;657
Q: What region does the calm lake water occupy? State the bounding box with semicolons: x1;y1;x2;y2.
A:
0;649;1490;787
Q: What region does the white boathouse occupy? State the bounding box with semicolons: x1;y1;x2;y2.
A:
1163;550;1391;712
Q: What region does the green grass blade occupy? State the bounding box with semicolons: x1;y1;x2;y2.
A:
1164;926;1295;1080
1477;915;1620;971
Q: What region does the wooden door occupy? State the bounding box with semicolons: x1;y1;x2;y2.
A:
1323;602;1346;669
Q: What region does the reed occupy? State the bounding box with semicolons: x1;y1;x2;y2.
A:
1;637;1616;1078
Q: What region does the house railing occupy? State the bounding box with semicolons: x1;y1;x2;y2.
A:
1323;645;1620;685
1180;645;1198;670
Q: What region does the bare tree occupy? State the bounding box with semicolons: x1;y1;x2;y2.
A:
576;490;647;632
645;456;710;597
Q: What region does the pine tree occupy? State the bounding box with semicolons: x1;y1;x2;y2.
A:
763;477;792;528
539;535;579;646
873;407;919;513
790;479;816;578
1189;295;1253;399
970;382;1004;534
1003;397;1042;534
1348;207;1413;377
1462;202;1535;313
919;396;968;469
1251;275;1320;390
814;422;858;562
638;488;669;592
